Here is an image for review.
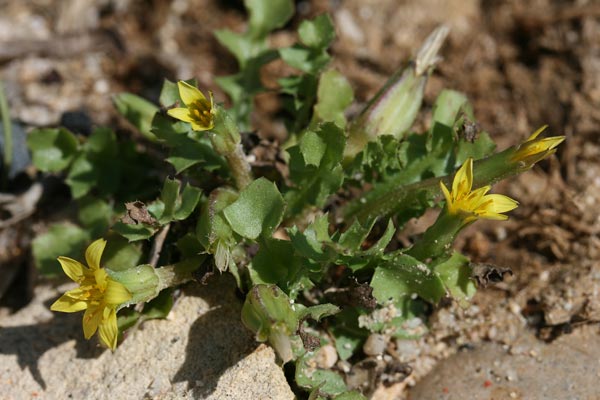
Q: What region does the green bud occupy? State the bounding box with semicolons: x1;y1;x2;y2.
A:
209;106;253;189
196;187;239;272
108;264;160;306
209;106;241;155
108;263;194;308
241;284;299;363
344;26;448;160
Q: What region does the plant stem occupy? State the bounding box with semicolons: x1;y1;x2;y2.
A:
341;148;519;223
406;211;464;261
210;106;254;190
0;81;12;185
224;144;253;190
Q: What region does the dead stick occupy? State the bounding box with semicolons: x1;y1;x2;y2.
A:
148;224;170;267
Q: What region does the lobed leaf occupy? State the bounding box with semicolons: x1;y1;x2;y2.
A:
223;178;285;240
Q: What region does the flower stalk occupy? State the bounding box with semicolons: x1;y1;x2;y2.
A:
209;106;253;190
407;158;518;261
168;81;253;190
342;128;564;223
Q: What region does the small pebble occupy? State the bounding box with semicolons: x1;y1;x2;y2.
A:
364;333;387;356
314;344;338;369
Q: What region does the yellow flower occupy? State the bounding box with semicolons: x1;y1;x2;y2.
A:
167;81;215;131
511;125;565;163
51;239;131;350
440;158;518;222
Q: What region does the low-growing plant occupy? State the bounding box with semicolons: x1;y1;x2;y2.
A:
28;1;564;398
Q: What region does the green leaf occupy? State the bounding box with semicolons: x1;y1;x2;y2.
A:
175;184;203;220
113;93;159;142
112;221;156;242
158;78;197;107
102;233;143;271
140;289;174;321
333;391;368;400
32;223;90;276
223;178;285;240
295;303;340;321
278;74;319;133
330;308;368;361
27;128;78;172
296;352;347;395
250;238;296;285
154;178;202;224
300;130;326;167
78;196;112;236
158;178;179;221
431;90;469;127
298;14;335;49
196;188;238;249
151;113;190;145
246;0;294;39
286;123;345;216
65;153;94;198
279;46;330;74
338;219;376;251
432;252;476;307
117;309;141;333
215;50;278;129
363;219;396;256
214;30;258;67
371;254;445;305
66;128;120;199
313;69;353;128
288;215;332;262
455;130;496;165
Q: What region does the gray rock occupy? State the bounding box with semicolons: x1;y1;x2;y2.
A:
409;325;600;400
0;275;294;400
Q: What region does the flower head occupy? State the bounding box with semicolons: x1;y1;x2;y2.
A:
167;81;215;131
440;158;518;222
51;239;131;350
510;125;565;164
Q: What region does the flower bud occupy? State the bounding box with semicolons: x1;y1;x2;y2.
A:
241;284;299;363
107;264;160;306
344;26;449;159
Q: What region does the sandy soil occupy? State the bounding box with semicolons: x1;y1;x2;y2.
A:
1;0;598;399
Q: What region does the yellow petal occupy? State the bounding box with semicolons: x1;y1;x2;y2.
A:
177;81;206;107
104;279;132;305
83;304;103;339
478;211;509;220
488;194;519;213
537;136;565;152
525;125;548;142
60;287;92;300
94;268;109;291
57;257;86;282
440;181;453;209
453;158;473;197
85;239;106;271
190;120;213;131
98;308;119;350
167;107;195;123
465;186;491;210
50;293;88;312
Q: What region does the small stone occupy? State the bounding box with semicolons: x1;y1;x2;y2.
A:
314;344;338;369
364;333;387;356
